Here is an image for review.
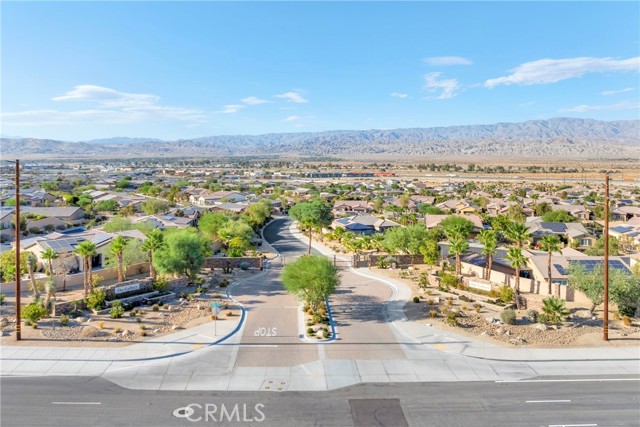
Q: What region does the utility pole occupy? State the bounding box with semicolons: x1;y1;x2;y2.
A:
603;173;609;342
15;159;22;341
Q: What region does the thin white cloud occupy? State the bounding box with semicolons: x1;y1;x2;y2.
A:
600;87;634;96
390;92;409;98
485;56;640;88
3;85;207;126
241;96;272;105
424;72;461;99
284;115;301;122
274;91;309;103
217;104;246;114
423;56;472;66
52;85;159;108
559;100;639;113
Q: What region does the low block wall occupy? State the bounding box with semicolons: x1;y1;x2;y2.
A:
204;257;263;270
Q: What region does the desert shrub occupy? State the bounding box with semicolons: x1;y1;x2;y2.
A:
110;301;124;319
445;298;453;307
498;286;515;304
152;304;160;312
306;328;314;335
139;324;146;330
113;327;122;334
239;262;250;271
323;329;330;339
80;326;100;338
428;310;438;318
85;287;106;311
473;303;482;313
427;298;435;306
59;314;70;326
196;287;204;294
622;316;632;326
22;303;47;325
412;296;420;303
528;309;539;323
500;309;516;325
613;312;620;320
459;294;474;303
445;311;459;326
439;273;458;291
226;311;232;317
618;305;637;318
98;321;104;329
0;293;4;305
153;277;170;292
136;317;142;323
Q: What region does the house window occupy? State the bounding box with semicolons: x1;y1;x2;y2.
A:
580;239;591;246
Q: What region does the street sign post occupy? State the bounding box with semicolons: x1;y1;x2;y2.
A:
210;301;222;336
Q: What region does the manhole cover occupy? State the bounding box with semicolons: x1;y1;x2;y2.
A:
349;399;408;427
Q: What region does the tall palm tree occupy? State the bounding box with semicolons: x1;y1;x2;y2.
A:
449;234;469;276
109;236;128;283
505;246;528;294
25;252;39;300
478;229;497;281
142;229;164;281
74;240;97;297
41;247;58;277
539;234;562;297
505;221;531;248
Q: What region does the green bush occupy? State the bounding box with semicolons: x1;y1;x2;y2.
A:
498;286;515;304
445;311;459;326
306;327;314;335
500;309;516;325
528;309;539;323
0;293;4;305
322;329;330;339
412;296;420;303
541;297;569;324
439;273;458;291
22;303;48;325
85;287;107;311
239;262;250;271
59;314;70;326
110;301;125;319
153;278;170;292
618;305;636;318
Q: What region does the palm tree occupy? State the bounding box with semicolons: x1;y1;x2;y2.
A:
505;221;531;248
539;235;561;296
109;236;128;283
25;252;39;300
449;234;469;276
142;229;164;281
41;247;58;277
478;229;497;281
505;247;528;294
541;296;569;324
74;240;97;297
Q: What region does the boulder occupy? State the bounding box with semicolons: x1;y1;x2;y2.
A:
75;317;87;323
121;329;131;337
0;317;9;328
171;324;184;331
535;324;549;331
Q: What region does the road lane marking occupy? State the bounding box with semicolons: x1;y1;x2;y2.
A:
526;400;571;403
548;424;597;427
496;378;640;383
52;402;101;405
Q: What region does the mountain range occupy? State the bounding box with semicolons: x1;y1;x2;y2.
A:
2;118;638;160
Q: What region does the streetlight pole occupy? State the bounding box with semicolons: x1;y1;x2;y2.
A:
13;160;22;341
603;173;609;342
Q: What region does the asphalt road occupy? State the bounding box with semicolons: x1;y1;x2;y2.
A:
262;217;320;260
1;376;638;427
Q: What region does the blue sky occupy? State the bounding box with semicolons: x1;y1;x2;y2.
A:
1;1;639;141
